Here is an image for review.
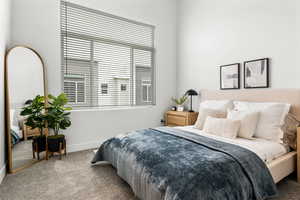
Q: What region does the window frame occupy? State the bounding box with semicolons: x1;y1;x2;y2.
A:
64;76;86;104
120;84;127;92
61;1;156;108
141;80;152;103
101;83;109;95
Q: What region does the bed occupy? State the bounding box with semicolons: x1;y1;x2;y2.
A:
92;89;300;200
200;89;300;184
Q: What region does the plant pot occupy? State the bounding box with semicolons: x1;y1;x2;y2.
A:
177;105;184;112
47;134;65;152
32;135;46;152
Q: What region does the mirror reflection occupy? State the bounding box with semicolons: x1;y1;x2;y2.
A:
6;46;46;171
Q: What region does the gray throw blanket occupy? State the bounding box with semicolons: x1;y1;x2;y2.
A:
92;127;277;200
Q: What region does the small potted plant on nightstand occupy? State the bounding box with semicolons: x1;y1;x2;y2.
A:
20;95;47;160
46;93;72;159
172;95;188;111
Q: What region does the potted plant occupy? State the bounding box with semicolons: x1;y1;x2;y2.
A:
172;95;188;111
20;95;47;154
46;93;72;153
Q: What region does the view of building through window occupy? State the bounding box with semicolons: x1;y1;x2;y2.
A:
61;1;155;108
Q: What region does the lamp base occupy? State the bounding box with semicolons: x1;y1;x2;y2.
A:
188;110;194;112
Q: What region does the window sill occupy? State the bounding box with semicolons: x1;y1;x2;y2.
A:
70;105;156;112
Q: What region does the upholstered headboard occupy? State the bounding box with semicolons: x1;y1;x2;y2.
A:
200;89;300;120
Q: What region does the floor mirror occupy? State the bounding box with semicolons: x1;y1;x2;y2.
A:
4;46;47;173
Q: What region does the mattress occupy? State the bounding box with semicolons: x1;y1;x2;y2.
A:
176;126;289;163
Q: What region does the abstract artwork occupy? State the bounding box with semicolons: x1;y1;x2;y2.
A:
244;58;269;88
220;63;240;90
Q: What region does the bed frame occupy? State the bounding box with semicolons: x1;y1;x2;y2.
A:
200;89;300;183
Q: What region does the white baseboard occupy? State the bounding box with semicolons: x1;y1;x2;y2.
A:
67;141;100;153
0;164;6;184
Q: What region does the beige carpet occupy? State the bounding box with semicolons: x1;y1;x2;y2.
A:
0;150;300;200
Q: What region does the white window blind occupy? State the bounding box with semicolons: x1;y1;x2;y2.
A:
61;1;155;108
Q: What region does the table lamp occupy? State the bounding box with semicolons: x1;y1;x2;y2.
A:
185;89;198;112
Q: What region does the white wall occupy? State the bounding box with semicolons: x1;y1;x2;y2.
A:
0;0;11;183
11;0;177;151
177;0;300;98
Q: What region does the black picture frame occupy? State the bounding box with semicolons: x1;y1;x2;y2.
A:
220;63;240;90
244;58;269;89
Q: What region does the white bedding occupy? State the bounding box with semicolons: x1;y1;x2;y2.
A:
176;126;289;163
11;125;23;139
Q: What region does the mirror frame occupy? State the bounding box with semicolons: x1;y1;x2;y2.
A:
4;45;48;173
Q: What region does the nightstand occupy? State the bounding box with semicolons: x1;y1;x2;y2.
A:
165;111;198;126
23;121;40;140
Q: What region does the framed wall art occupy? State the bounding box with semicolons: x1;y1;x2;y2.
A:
244;58;269;89
220;63;240;90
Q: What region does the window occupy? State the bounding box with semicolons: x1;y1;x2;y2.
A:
120;84;127;92
64;75;86;104
61;1;155;108
141;80;152;103
101;84;108;94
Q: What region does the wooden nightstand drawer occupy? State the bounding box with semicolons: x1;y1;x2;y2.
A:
166;115;186;126
165;111;198;126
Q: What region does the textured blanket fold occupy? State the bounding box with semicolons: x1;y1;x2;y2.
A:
92;127;277;200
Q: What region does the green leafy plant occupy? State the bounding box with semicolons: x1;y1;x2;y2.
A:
20;95;47;136
172;95;188;105
46;93;72;135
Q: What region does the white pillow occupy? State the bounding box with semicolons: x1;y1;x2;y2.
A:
203;116;241;139
9;109;19;127
10;109;15;126
227;110;259;139
233;101;290;141
200;100;233;112
194;108;227;130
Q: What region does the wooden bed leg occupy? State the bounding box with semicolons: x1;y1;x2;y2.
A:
297;127;300;183
46;148;49;160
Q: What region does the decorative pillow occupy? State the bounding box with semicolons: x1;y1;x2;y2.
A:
200;100;233;112
203;116;241;139
194;108;226;130
233;101;291;141
227;110;259;139
281;113;300;150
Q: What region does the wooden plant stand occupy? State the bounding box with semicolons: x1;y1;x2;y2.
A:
32;136;46;160
46;137;67;160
